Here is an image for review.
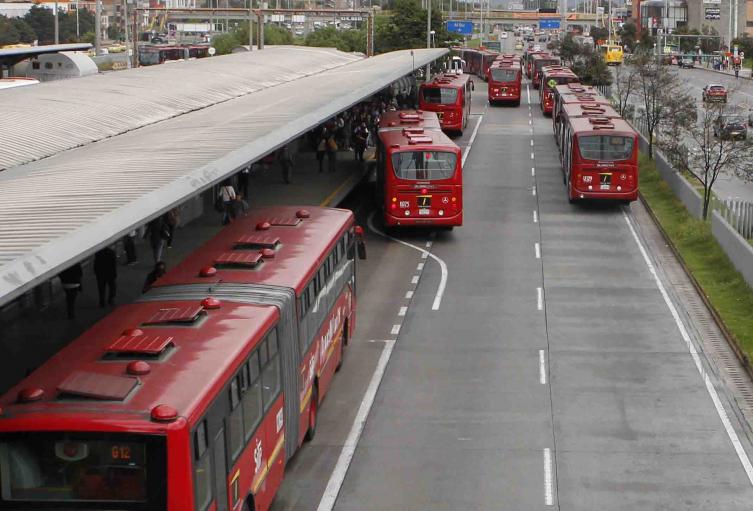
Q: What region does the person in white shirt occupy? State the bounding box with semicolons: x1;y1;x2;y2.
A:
219;181;237;225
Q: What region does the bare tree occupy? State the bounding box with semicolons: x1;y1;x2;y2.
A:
663;98;753;220
633;52;693;159
612;62;638;118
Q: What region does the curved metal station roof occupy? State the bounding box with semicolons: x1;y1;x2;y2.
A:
0;46;447;307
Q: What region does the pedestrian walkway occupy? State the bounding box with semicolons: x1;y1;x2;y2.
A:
0;141;371;394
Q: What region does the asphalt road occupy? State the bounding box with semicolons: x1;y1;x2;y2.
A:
271;40;753;510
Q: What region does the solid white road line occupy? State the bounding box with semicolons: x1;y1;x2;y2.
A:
537;287;543;311
391;324;401;335
535;242;541;259
539;350;547;384
623;210;753;487
462;115;484;167
405;290;414;299
411;275;419;284
533;210;538;223
368;213;449;311
543;448;554;506
398;306;407;317
317;339;397;511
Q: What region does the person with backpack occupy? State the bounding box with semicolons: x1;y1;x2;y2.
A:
218;181;237;225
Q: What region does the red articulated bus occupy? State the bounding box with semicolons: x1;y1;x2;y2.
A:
377;110;463;228
530;54;561;89
554;102;621;149
539;66;579;115
524;50;547;79
419;73;473;134
488;56;522;106
551;83;611;132
560;116;639;203
0;205;364;511
458;48;498;80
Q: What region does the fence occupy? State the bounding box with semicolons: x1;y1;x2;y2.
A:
711;196;753;241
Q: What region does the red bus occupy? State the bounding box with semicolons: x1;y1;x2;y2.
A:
419;73;473;134
551;83;611;131
560;116;639;203
0;205;364;511
555;102;621;149
377;110;463;228
459;48;498;79
539;66;579;115
488;56;522;106
523;50;547;79
530;55;561;89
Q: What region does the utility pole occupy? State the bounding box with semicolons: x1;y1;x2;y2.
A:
249;0;254;50
426;0;432;81
95;0;102;55
124;0;131;68
54;0;59;44
76;0;79;38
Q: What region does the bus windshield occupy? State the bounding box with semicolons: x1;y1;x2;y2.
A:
421;87;459;105
490;68;518;82
578;135;634;161
0;432;163;504
392;151;458;180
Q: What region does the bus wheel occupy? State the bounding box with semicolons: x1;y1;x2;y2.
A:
242;496;254;511
567;180;575;204
304;387;318;442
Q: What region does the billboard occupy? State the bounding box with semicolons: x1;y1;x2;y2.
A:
539;19;561;29
446;20;474;36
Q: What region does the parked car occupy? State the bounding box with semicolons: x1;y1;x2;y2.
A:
714;114;747;140
515;41;524;50
500;32;508;39
679;57;695;68
702;84;728;103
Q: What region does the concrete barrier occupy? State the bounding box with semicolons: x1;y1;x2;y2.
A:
712;210;753;289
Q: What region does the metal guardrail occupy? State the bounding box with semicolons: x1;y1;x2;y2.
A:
711;196;753;241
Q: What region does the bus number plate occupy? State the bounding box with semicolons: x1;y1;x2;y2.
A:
417;195;432;207
418;209;431;215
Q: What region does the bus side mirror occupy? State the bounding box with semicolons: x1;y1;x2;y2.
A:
355;226;367;260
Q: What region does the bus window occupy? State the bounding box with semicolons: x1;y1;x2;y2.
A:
578;135;634;161
421;87;458;105
490;68;518;82
391;151;457;180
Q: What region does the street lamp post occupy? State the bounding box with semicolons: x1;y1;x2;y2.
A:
426;0;432;81
54;0;59;44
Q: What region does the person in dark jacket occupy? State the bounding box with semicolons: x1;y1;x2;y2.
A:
93;247;117;307
59;263;83;319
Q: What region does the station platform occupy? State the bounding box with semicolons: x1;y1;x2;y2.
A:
0;142;372;394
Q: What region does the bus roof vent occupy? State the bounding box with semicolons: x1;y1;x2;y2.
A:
582;104;603;111
408;135;433;145
266;217;302;227
235;234;281;250
106;334;175;356
214;251;264;269
57;371;139;401
589;117;612;125
592;124;615;130
403;127;424;135
399;112;422;121
144;304;204;325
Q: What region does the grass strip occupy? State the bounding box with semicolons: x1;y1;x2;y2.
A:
639;153;753;361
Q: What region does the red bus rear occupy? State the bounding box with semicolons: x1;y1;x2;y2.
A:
524;50;547;79
419;73;473;134
561;117;639;203
0;205;363;511
530;55;560;89
538;67;578;115
488;57;522;106
377;110;463;227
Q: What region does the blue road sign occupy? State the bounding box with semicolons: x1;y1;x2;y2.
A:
446;20;474;36
539;19;561;29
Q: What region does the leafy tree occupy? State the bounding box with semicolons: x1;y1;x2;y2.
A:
558;33;580;65
618;21;637;51
376;0;449;53
571;45;611;86
232;23;294;48
11;17;36;43
24;6;55;44
637;30;655;51
58;8;95;42
81;31;95;45
0;15;20;45
211;33;239;55
107;25;124;41
589;26;609;45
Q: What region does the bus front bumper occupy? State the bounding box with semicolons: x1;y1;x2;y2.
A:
385;211;463;227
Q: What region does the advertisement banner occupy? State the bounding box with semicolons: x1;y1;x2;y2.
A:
705;7;721;19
